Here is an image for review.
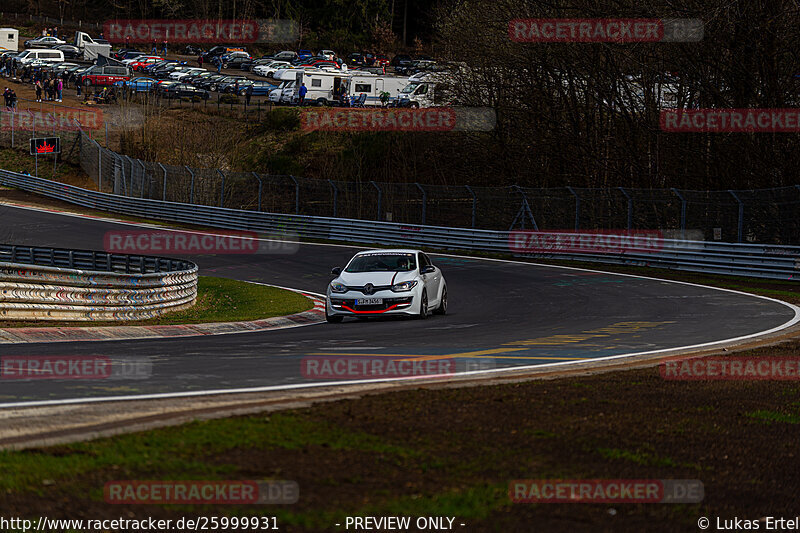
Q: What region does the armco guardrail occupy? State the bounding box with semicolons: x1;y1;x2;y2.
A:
1;169;799;281
0;242;197;321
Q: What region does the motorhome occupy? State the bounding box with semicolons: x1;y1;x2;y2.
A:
342;73;409;106
398;71;456;107
273;68;349;105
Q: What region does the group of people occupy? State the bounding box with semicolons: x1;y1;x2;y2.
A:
42;27;59;38
33;77;64;102
2;87;17;110
0;54;18;78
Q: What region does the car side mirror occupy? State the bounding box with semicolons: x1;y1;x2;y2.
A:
420;265;435;274
331;267;342;276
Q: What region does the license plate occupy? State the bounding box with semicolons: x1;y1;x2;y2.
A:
356;298;383;305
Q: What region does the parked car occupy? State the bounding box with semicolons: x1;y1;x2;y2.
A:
391;54;413;68
81;64;132;87
215;76;249;93
195;74;227;89
220;51;251;69
201;46;246;62
126;56;163;71
297;49;313;60
253;61;291;78
24;36;66;48
55;45;82;59
374;54;390;67
237;80;277;96
159;82;210;100
114;77;156;93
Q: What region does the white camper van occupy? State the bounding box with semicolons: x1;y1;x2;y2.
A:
0;28;18;52
398;71;455;108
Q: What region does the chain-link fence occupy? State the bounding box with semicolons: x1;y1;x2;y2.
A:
2;113;799;244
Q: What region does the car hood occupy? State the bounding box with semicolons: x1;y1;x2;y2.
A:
336;271;417;287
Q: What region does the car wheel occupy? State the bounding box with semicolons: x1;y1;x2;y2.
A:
433;286;447;315
417;290;429;319
316;98;327;106
326;309;343;323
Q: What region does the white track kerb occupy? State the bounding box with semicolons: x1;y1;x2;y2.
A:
0;203;798;409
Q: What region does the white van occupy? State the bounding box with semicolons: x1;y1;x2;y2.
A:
0;28;18;52
15;48;64;65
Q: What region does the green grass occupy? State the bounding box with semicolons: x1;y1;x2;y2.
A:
0;413;416;493
746;410;800;425
0;276;313;328
597;447;679;468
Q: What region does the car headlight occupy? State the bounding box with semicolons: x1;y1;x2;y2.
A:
330;282;348;293
391;280;418;292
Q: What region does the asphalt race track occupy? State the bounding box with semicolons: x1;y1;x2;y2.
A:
0;203;797;407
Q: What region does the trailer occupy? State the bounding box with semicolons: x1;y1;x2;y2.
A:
74;31;111;60
0;28;18;52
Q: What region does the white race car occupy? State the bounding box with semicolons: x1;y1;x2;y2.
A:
326;249;447;322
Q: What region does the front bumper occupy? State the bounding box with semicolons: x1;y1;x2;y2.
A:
327;289;419;316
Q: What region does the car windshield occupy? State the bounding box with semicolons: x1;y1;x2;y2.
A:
345;253;417;273
400;82;420;94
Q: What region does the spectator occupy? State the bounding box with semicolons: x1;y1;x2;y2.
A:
54;27;58;38
245;84;253;106
3;87;10;110
162;39;168;55
35;80;43;102
43;78;51;101
215;57;222;74
298;83;307;105
198;55;203;68
152;39;157;55
125;35;131;48
42;28;47;37
9;89;16;110
99;32;104;40
76;76;81;97
56;78;63;102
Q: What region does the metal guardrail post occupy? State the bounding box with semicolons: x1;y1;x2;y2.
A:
729;190;744;243
97;144;102;191
566;186;580;230
186;166;195;204
251;172;263;211
159;163;167;201
217;169;226;208
289;175;299;214
671;188;687;239
138;160;147;199
618;187;633;230
328;179;338;218
118;154;128;196
370;181;382;221
465;185;477;229
415;183;427;225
